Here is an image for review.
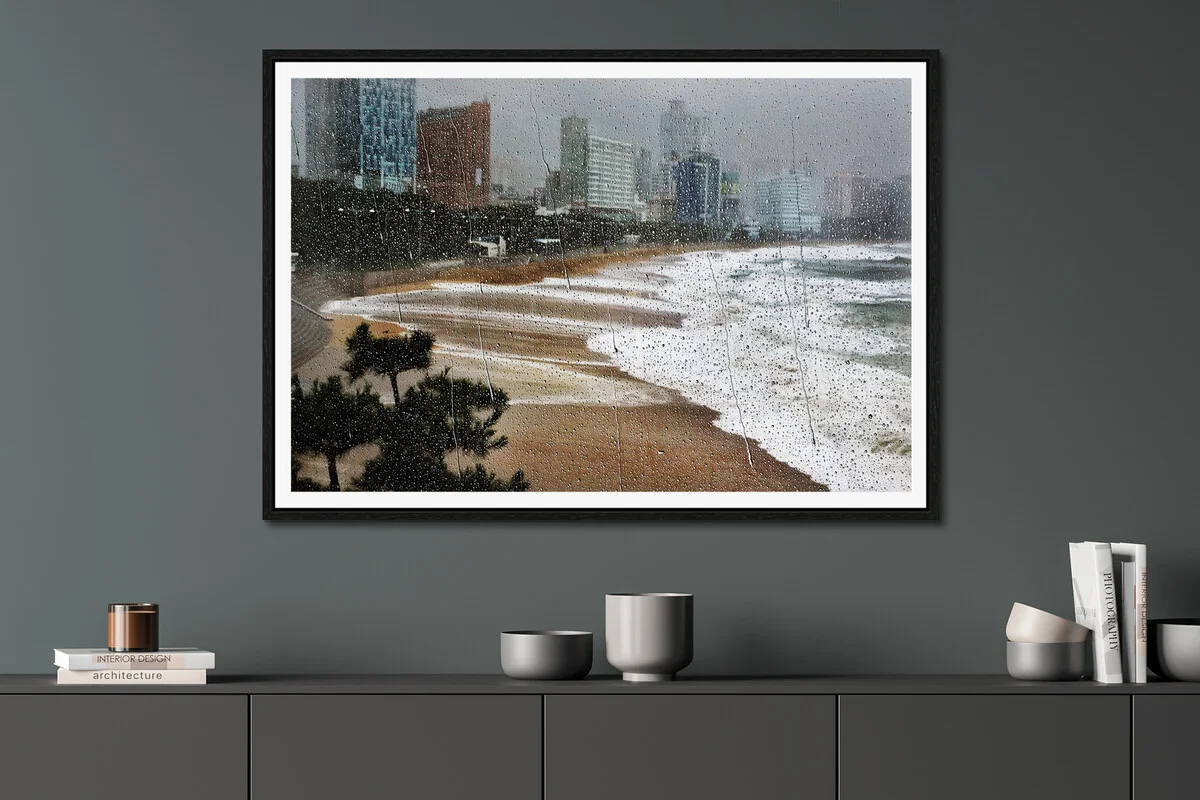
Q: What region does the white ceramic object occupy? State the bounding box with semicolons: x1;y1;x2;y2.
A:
1006;602;1089;644
605;593;693;682
1150;619;1200;681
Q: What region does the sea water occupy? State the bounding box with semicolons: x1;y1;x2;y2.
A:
582;244;913;492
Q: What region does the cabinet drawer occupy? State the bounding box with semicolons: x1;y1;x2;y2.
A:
251;694;541;800
1134;695;1200;800
0;695;247;800
840;695;1130;800
546;694;835;800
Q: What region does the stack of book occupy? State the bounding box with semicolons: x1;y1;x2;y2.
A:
1069;541;1148;683
54;648;215;684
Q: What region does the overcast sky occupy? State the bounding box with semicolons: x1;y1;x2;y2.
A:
416;78;911;191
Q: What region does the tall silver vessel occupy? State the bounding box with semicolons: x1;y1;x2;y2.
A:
605;593;694;682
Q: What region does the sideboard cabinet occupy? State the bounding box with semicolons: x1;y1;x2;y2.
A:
0;675;1194;800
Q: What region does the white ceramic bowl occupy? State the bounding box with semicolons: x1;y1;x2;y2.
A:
1150;619;1200;681
1006;602;1089;644
605;593;693;682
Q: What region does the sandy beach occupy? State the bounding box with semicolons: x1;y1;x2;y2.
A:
292;247;828;492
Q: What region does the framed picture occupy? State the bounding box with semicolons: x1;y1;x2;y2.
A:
265;49;939;520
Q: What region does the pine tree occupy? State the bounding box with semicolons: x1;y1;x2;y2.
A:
355;369;527;492
291;375;380;490
342;322;434;406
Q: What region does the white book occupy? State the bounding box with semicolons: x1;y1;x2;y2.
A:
57;668;207;685
1112;542;1148;683
54;648;215;671
1070;541;1123;684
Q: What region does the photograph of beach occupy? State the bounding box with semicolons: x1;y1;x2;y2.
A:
269;57;932;514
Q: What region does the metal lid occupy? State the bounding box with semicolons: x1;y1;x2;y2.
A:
108;603;158;612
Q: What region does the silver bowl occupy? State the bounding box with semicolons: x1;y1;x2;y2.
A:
501;631;592;680
1150;619;1200;681
606;593;693;682
1006;641;1087;681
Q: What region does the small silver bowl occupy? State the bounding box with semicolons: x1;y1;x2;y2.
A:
1006;640;1087;681
501;631;593;680
1150;619;1200;681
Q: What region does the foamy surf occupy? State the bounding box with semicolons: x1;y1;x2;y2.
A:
584;245;913;492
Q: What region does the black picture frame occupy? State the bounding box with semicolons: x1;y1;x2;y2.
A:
265;49;941;521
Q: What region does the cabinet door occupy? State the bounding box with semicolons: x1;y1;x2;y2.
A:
1134;695;1200;799
840;695;1130;800
545;695;835;800
0;695;247;799
251;695;541;800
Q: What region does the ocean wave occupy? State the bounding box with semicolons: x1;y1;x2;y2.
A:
586;245;913;491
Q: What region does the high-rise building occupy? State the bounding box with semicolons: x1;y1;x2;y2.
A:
586;135;637;213
301;78;416;193
720;170;742;229
660;100;710;161
560;116;589;206
823;170;878;220
879;174;912;237
756;166;821;235
417;101;491;209
635;147;654;202
559;117;637;214
648;156;680;221
359;79;417;193
674;152;722;227
302;79;360;183
290;80;305;175
655;158;677;199
543;170;564;209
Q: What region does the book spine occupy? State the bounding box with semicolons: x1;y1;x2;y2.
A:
1131;545;1148;683
56;668;207;685
1137;553;1148;682
1111;543;1148;683
56;653;215;671
1070;542;1123;684
1116;559;1138;682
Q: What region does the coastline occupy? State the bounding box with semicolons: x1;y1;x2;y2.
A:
360;243;754;294
292;247;829;493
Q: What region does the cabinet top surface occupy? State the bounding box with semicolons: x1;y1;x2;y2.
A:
3;674;1199;694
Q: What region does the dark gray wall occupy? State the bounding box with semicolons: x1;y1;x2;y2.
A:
1;1;1196;675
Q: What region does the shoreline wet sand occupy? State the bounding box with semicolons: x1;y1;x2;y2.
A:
292;247;828;493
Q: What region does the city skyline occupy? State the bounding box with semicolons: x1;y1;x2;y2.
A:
417;78;910;191
294;78;911;193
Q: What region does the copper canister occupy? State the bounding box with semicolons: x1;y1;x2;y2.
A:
108;603;159;652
